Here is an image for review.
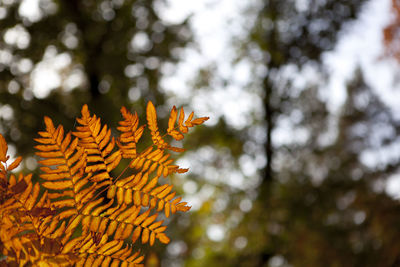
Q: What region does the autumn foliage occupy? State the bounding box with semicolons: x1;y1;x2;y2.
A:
384;0;400;61
0;102;208;266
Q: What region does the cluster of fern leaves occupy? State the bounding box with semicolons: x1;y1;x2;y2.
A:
0;102;208;266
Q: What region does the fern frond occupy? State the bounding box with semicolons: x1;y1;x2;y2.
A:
110;105;191;218
167;106;209;141
0;134;9;163
107;103;205;219
63;234;144;267
1;102;208;266
34;116;110;247
146;101;169;149
73;104;121;185
124;148;175;180
117;106;145;159
35;117;94;216
4;237;78;267
0;172;59;264
107;177;190;218
66;199;169;246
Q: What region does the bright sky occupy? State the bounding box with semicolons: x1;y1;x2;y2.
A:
160;0;400;199
319;0;400;198
323;0;395;111
16;0;395;117
159;0;260;130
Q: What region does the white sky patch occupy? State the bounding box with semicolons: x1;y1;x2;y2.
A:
167;240;188;256
161;0;400;201
360;139;400;169
0;104;13;121
161;0;262;130
191;85;261;129
18;0;42;22
18;0;57;22
207;224;226;242
320;0;400;198
323;0;393;112
63;68;85;91
386;174;400;199
164;0;400;202
30;46;72;98
183;180;198;195
4;24;30;49
157;0;204;24
184;184;215;211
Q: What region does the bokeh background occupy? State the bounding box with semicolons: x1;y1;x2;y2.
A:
2;0;400;266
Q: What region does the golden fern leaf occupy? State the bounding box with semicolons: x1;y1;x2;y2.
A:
0;141;60;265
146;101;169;149
106;104;191;218
1;102;208;267
75;203;170;245
34;106;171;249
109;105;190;217
107;174;190;218
0;133;9;163
167;106;184;141
73;104;121;185
62;234;144;267
146;102;209;152
4;237;78;267
128;147;188;177
0;177;37;263
0;134;22;193
167;106;209;141
34;116;116;248
34;115;142;263
35;117;93;215
117;106;145;159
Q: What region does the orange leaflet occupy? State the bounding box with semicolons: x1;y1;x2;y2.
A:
178;107;188;133
167;106;178;133
146;101;158;132
8;157;22;171
0;134;8;162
